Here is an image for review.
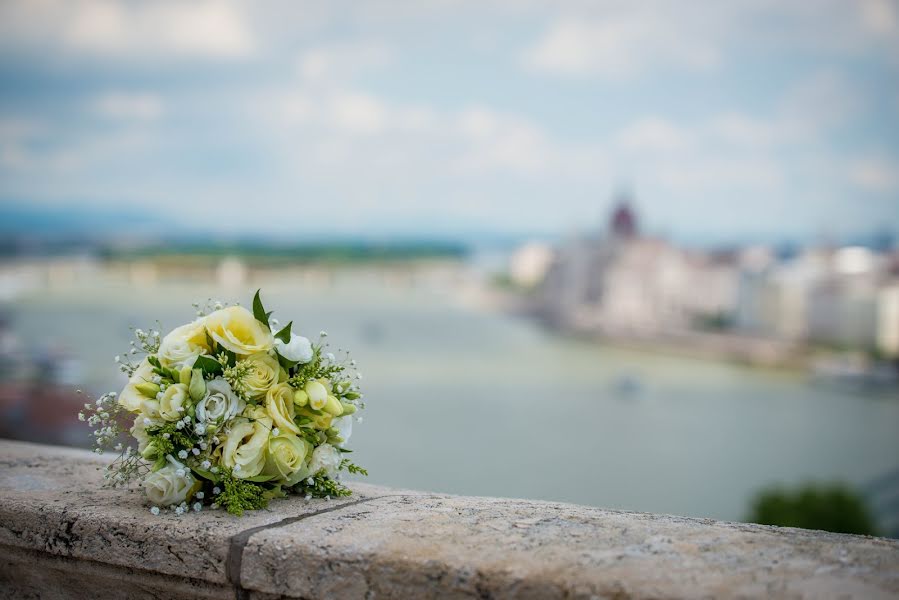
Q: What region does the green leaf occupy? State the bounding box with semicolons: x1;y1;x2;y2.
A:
244;474;277;483
252;289;269;329
194;355;223;377
193;468;221;484
276;352;299;371
274;321;292;344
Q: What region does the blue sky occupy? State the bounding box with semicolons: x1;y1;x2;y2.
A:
0;0;897;243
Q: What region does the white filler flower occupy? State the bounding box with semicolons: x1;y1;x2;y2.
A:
274;333;313;363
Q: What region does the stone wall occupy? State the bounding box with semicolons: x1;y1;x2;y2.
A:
1;440;897;599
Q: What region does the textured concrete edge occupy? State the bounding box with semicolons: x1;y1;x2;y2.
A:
225;494;400;598
3;440;899;600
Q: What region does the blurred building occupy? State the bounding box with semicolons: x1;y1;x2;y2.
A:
538;198;739;335
528;197;898;364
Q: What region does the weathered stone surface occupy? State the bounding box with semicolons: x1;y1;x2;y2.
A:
240;494;899;599
1;439;898;599
0;440;387;589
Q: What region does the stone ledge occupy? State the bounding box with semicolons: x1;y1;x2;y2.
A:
0;439;897;599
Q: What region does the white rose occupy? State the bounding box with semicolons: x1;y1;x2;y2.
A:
196;378;245;427
308;443;342;477
158;320;210;368
143;456;195;506
331;415;353;447
274;334;313;363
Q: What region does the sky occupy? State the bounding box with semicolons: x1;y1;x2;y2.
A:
0;0;898;244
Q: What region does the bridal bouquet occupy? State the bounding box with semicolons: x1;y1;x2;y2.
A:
80;291;366;516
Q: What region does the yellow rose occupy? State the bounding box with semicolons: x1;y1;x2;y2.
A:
158;320;210;368
263;433;311;485
159;383;190;422
266;383;299;434
118;359;156;412
242;352;280;401
205;306;273;356
220;406;271;478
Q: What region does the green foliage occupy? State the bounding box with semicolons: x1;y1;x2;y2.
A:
274;321;292;343
747;482;878;536
218;470;270;516
146;422;194;459
194;354;224;377
296;471;352;499
147;355;179;383
340;459;368;476
252;289;270;329
287;347;344;388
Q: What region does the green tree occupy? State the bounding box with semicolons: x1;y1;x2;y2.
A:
747;482;878;536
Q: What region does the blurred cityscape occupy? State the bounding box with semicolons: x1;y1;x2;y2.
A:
503;198;899;380
1;0;898;536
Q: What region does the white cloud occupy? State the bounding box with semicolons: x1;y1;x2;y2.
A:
91;92;164;121
859;0;899;36
615;117;693;153
298;42;393;82
848;157;899;192
0;0;254;61
330;92;388;135
523;14;720;78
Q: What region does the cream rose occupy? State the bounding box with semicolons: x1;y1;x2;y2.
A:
205;306;274;356
159;383;190;422
263;433;310;485
118;359;156;412
242;352;281;401
274;333;313;363
220;406;271;478
309;443;342;477
196;378;244;428
143;456;195;506
158;320;209;368
265;383;299;434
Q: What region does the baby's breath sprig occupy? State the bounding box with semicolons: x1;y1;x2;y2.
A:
295;471;352;500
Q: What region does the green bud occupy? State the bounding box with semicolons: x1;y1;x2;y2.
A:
323;395;344;416
293;389;309;407
329;435;345;445
141;441;159;461
189;369;206;402
179;365;193;385
339;401;357;415
134;382;160;398
343;391;361;400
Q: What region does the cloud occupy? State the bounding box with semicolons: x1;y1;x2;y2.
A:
91;92;164;120
298;42;393;83
615;117;693;153
848;157;899;192
0;0;254;61
522;14;720;78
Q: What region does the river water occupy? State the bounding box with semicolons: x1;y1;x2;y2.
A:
7;271;899;522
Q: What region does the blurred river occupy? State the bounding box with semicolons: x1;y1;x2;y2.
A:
6;272;899;522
